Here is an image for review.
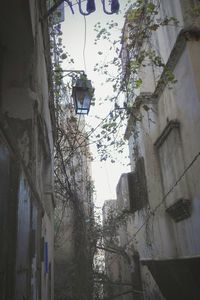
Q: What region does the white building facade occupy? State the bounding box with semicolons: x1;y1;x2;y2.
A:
113;1;200;299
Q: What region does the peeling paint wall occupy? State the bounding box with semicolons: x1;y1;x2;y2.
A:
0;1;54;299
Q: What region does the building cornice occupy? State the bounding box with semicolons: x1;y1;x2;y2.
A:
124;27;200;140
154;120;180;149
154;27;200;100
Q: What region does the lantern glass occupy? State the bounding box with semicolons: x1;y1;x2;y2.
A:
74;88;91;114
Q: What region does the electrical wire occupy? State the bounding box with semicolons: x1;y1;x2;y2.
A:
64;2;87;150
125;150;200;247
83;15;87;73
105;150;200;269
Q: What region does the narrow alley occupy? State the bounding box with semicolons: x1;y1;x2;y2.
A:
0;1;200;300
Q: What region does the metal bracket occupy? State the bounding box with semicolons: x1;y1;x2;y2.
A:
43;0;74;20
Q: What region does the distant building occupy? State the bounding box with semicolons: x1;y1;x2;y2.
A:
54;110;95;300
102;199;138;300
103;200;121;299
106;1;200;299
0;2;55;299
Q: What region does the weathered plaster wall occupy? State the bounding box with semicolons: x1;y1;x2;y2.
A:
156;43;200;257
125;0;200;261
0;1;54;299
152;0;183;65
119;1;200;299
129;43;200;262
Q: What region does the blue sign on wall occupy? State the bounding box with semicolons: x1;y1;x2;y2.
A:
44;242;48;274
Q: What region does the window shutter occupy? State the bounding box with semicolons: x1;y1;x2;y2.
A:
128;157;148;212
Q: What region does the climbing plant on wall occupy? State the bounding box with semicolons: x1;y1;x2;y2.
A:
91;0;180;162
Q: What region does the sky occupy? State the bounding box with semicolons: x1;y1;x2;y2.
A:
60;0;131;206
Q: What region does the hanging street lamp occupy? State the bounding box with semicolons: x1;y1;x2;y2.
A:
72;74;94;115
54;69;94;115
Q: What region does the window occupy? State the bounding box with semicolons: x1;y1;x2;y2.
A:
117;157;148;213
128;157;148;212
155;120;191;221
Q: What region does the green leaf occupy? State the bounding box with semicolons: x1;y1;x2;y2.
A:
147;2;156;13
135;78;142;88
